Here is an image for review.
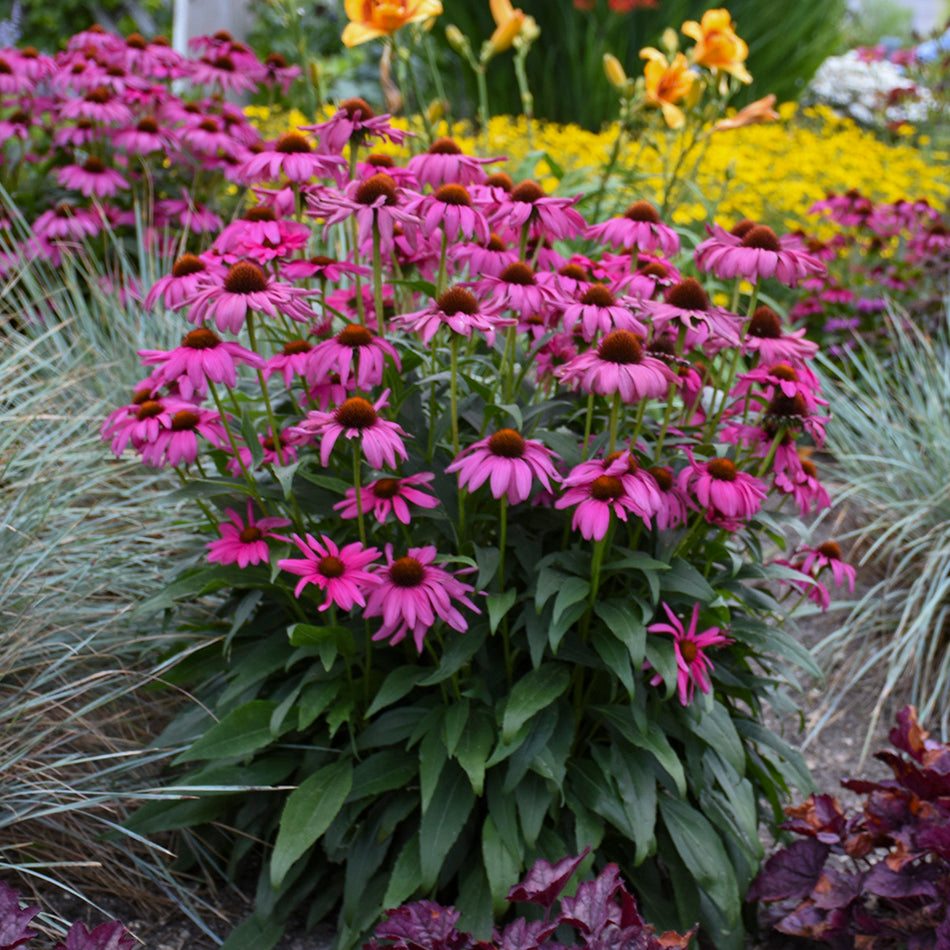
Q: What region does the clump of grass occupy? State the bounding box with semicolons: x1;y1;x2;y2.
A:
810;303;950;756
0;212;226;938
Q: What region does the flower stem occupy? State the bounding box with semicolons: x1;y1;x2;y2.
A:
449;332;461;457
352;440;367;547
372;218;385;336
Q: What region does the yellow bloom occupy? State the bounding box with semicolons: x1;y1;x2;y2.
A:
486;0;535;56
712;93;779;132
603;53;628;90
640;47;695;129
342;0;443;47
682;8;751;83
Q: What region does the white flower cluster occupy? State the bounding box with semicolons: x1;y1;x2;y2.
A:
804;49;933;126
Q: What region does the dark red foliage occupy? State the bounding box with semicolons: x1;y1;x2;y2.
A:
749;706;950;948
367;855;695;950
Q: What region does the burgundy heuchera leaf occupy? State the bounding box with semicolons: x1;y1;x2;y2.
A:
53;921;134;950
746;837;831;902
0;883;39;950
506;847;591;912
373;902;473;950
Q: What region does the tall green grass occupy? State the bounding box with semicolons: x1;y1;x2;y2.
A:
0;214;225;938
810;304;950;756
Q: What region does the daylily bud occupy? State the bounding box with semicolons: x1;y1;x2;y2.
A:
445;24;468;54
660;27;679;56
603;53;628;89
487;11;524;56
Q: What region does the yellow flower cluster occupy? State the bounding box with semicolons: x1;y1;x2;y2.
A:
246;103;948;233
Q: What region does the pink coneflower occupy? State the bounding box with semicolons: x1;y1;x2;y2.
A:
225;429;299;475
56;157;129;199
192;51;262;93
678;450;766;530
145;253;224;311
101;390;170;458
184;260;316;333
406;183;491;244
31;203;103;242
478;261;558;315
206;501;290;568
489;180;586;241
305;98;408;154
112;114;178;155
138;402;230;468
236;129;346;184
179;113;244;160
448;232;518;279
137;327;262;400
406;137;501;188
446;428;560;505
356;152;418;188
555;451;662;540
364;544;479;653
391;286;512;346
647;601;733;705
334;473;440;525
288;391;409;468
773;456;831;517
558;283;647;342
795;541;856;594
694;223;826;287
585;200;680;257
264;339;315;387
641;277;743;351
280;254;371;283
262;51;302;95
556;330;678;403
58;85;132;124
306;324;400;390
733;363;827;418
278;534;381;607
315;173;422;254
212;206;310;258
743;305;819;366
646;465;689;530
153;195;223;235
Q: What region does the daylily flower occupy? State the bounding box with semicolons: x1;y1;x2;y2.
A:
639;48;695;129
485;0;538;58
341;0;443;48
712;94;780;133
682;8;752;83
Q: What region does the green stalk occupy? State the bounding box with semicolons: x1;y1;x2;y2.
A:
372;218;385;336
581;391;596;461
476;65;490;151
352;440;367;547
608;391;621;454
449;332;461;457
513;45;534;150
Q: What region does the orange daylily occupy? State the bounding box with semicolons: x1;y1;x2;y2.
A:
639;47;695;129
486;0;538;57
342;0;443;48
712;93;779;132
681;8;751;83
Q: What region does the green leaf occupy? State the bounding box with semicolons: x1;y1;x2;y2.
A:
418;626;487;686
596;705;686;796
482;815;521;914
515;772;553;849
691;700;745;775
297;680;340;731
348;750;418;803
383;833;423;910
473;544;501;589
535;565;568;611
271;758;353;889
595;600;647;667
486;589;517;634
660;558;716;602
552;576;590;626
659;795;740;927
219;913;284;950
456;859;494;940
419;727;448;814
590;627;634;696
502;664;571;742
610;746;657;864
365;666;428;718
454;710;495;794
174;700;279;764
419;762;476;889
443;699;470;758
